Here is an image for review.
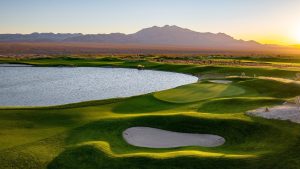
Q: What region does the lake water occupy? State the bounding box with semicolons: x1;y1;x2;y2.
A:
0;64;198;106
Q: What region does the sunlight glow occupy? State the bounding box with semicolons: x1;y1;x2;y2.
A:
295;31;300;43
292;25;300;44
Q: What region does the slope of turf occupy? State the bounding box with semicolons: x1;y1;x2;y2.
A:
197;98;283;114
237;78;300;98
112;95;178;114
1;58;300;169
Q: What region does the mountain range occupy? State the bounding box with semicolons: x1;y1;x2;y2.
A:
0;25;264;50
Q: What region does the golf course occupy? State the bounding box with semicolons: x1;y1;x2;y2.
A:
1;56;300;169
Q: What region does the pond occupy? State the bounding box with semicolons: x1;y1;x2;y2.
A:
0;64;198;106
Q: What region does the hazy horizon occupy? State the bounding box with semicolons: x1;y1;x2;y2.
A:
1;0;300;45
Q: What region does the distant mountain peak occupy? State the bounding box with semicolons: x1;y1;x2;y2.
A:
162;25;179;28
0;25;262;50
160;25;188;29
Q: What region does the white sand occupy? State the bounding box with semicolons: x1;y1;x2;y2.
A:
123;127;225;148
247;104;300;124
208;80;232;84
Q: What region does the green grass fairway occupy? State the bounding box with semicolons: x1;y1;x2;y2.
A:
2;57;300;169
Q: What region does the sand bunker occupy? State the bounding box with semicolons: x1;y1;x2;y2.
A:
247;104;300;124
208;80;232;84
123;127;225;148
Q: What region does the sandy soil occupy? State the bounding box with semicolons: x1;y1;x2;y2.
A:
123;127;225;148
247;103;300;124
208;80;232;84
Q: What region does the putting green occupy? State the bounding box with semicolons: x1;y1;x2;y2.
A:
154;82;245;103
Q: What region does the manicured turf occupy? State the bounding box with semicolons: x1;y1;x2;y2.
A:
154;82;245;103
198;98;283;114
1;57;300;169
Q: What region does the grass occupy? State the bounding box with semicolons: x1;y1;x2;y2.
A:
198;98;283;114
1;57;300;79
154;82;245;103
2;57;300;169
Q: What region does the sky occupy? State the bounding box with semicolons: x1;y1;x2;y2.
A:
1;0;300;45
